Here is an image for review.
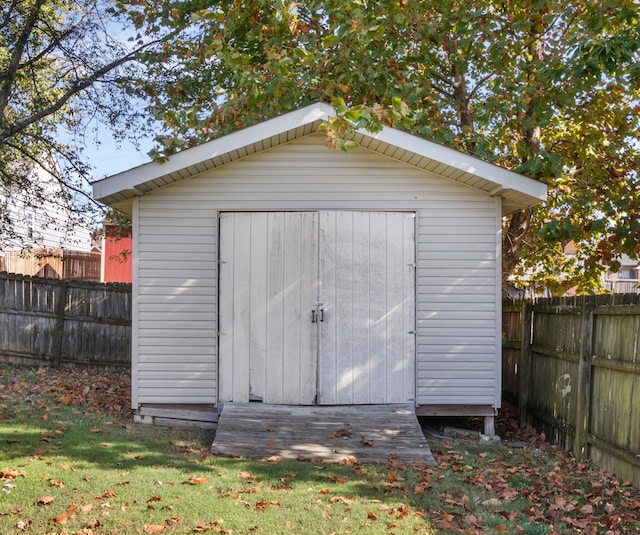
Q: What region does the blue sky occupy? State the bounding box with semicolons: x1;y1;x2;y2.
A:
87;130;155;181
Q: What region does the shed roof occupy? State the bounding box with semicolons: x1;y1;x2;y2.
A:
92;102;546;215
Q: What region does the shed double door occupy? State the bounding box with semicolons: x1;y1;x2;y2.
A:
218;211;415;406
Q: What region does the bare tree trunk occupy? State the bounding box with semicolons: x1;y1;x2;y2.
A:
502;208;533;288
501;36;544;290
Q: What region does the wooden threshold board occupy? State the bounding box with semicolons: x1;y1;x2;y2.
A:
211;403;437;466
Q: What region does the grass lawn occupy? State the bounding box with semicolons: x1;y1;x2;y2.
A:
1;363;638;535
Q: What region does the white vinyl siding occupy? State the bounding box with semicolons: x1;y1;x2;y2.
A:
416;199;500;406
134;132;501;408
134;205;218;406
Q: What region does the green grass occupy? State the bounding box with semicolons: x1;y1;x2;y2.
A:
1;364;639;534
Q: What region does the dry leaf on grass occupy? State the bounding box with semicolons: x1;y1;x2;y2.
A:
144;524;166;533
327;428;352;439
54;512;75;524
184;476;209;485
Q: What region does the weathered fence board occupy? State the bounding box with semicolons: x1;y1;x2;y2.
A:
504;295;640;488
0;272;131;368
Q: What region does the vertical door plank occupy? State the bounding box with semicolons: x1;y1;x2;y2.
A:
248;213;268;402
385;213;416;402
218;214;234;403
318;211;338;404
351;211;372;404
401;213;416;402
281;212;318;404
281;213;302;404
298;213;319;404
219;213;251;403
265;213;286;404
368;213;388;403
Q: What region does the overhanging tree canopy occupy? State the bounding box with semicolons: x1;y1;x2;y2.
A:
128;0;640;293
0;0;169;249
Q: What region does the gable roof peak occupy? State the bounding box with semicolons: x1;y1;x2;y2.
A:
93;102;546;214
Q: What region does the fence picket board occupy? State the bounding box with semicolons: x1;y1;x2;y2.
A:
504;294;640;488
0;271;131;369
517;302;533;428
574;300;594;459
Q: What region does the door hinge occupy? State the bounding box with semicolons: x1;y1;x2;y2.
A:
407;263;416;268
407;330;415;335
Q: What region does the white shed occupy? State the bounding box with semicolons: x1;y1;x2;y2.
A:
93;103;546;432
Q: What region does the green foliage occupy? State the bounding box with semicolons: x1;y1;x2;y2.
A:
126;0;639;292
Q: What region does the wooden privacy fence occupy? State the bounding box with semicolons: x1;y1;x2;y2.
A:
1;250;102;281
503;295;640;487
0;271;131;368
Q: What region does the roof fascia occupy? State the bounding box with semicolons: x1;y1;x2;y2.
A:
370;125;547;203
93;103;334;202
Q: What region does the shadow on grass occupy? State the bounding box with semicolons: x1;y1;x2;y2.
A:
0;404;401;502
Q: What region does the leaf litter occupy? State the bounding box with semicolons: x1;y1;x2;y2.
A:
1;363;640;533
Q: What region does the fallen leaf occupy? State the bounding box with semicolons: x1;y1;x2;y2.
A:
414;483;431;494
48;478;65;488
58;395;76;405
367;511;378;521
238;471;254;480
327;428;352;439
579;504;593;515
54;512;75;524
37;495;55;505
80;503;94;513
360;436;374;446
266;455;281;463
1;469;26;479
185;476;209;485
331;496;355;505
144;524;166;533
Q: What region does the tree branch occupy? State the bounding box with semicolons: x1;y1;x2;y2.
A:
1;35;171;142
0;0;47;116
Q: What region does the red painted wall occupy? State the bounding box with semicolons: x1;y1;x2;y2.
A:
102;225;132;283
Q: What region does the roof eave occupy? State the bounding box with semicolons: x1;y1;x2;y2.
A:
93;102;547;212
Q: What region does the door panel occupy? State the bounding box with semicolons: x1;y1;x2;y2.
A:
219;211;415;406
318;211;416;405
219;212;318;404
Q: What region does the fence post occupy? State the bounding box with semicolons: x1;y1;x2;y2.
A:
518;300;533;428
53;280;68;367
574;298;594;460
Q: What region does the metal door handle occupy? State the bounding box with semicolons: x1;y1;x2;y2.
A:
311;309;317;323
320;309;324;322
